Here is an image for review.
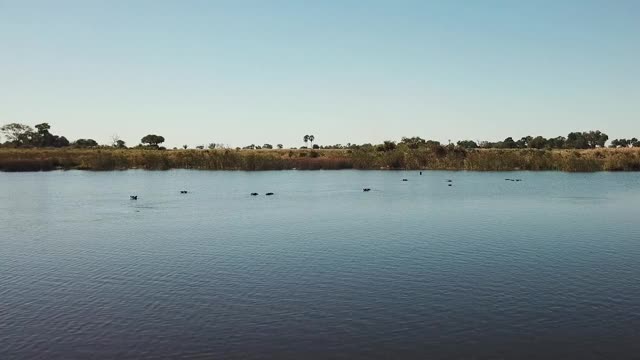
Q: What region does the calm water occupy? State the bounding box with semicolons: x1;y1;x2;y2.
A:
1;170;640;359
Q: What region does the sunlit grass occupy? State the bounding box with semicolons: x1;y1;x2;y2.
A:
1;147;639;172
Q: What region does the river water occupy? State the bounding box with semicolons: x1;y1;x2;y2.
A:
1;170;639;359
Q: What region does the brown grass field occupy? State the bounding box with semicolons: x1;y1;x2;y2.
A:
1;147;640;172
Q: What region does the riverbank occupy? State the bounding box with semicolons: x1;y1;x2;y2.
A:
1;148;640;172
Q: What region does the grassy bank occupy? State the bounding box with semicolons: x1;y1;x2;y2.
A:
1;147;640;172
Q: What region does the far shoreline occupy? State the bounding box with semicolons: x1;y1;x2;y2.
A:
2;148;640;173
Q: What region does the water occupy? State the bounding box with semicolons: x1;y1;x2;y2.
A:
1;170;640;359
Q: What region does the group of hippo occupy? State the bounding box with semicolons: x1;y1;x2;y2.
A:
131;173;523;199
131;190;189;200
362;173;457;192
130;190;275;200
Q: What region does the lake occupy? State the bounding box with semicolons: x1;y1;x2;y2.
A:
1;170;640;359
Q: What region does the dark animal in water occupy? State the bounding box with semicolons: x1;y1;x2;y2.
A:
402;179;408;181
363;188;371;192
420;171;422;175
448;184;452;187
130;195;138;200
515;179;522;182
251;193;259;196
180;190;188;194
265;192;275;196
446;179;453;182
505;179;512;181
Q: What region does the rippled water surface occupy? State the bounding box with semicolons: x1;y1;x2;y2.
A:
1;170;640;359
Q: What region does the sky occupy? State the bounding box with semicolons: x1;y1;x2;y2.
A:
1;0;638;148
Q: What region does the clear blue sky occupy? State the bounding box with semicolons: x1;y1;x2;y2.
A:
1;0;638;148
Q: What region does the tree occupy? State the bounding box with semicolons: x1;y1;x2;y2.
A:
501;137;518;149
1;123;34;145
376;140;397;152
35;123;51;133
547;136;566;149
308;135;315;148
565;131;608;149
110;134;122;147
73;139;98;148
183;145;188;149
583;130;608;148
457;140;478;149
277;144;283;149
208;143;217;149
528;136;547;149
263;143;273;149
401;136;426;149
515;136;532;148
115;139;127;148
196;145;204;150
303;135;309;147
141;134;165;147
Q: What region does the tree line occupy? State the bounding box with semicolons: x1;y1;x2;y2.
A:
0;123;168;149
2;123;639;151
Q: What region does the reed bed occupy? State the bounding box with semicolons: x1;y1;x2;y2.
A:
1;148;639;172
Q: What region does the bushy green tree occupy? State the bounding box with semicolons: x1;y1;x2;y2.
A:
141;134;165;147
74;139;98;147
1;123;34;145
528;136;547;149
456;140;478;149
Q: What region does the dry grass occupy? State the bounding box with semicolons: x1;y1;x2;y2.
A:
1;147;639;172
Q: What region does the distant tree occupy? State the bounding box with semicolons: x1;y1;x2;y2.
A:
53;136;70;147
110;134;121;147
208;143;217;149
141;134;165;147
308;135;315;148
73;139;98;148
1;123;34;145
546;136;566;149
564;131;607;149
610;138;639;148
377;140;397;152
277;144;283;149
115;139;127;148
501;137;518;149
583;130;608;148
183;145;188;149
263;143;273;149
196;145;204;150
456;140;478;149
401;136;426;149
303;135;309;148
31;123;70;147
528;136;547;149
312;144;319;149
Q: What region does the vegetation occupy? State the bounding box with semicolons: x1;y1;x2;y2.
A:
2;122;640;172
1;147;639;172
